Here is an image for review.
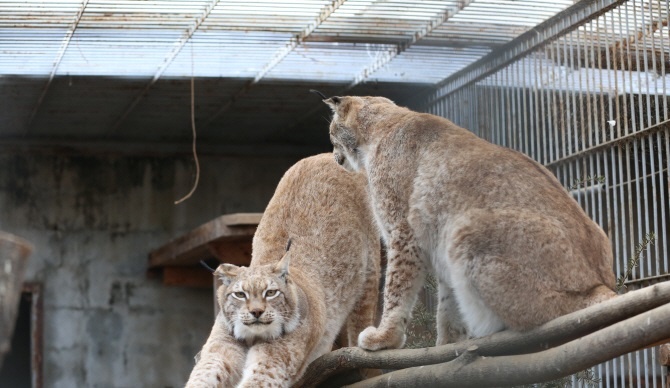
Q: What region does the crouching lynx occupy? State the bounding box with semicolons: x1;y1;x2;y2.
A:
323;95;616;350
185;153;380;387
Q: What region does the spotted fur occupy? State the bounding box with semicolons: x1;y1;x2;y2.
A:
325;96;616;350
185;153;380;387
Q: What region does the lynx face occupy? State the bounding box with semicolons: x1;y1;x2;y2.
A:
324;97;360;171
216;255;300;343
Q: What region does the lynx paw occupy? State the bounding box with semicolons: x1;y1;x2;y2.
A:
358;325;406;351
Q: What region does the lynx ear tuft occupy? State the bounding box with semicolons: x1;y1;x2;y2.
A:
214;263;240;286
309;89;327;99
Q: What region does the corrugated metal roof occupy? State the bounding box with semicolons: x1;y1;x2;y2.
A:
1;0;593;154
0;0;578;81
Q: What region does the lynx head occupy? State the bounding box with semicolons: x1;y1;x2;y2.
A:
214;244;300;343
323;95;396;172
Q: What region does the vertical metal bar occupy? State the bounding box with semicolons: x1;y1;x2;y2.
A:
649;2;660;126
497;72;504;147
492;79;498;144
631;0;645;133
565;33;575;158
505;67;512;149
586;20;601;227
661;0;669;121
523;57;531;157
557;39;567;161
635;350;642;387
633;140;645;281
606;7;623;282
551;42;560;163
664;126;670;274
513;62;521;152
624;2;636;136
533;53;543;164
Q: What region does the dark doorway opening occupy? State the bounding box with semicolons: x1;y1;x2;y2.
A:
0;284;42;388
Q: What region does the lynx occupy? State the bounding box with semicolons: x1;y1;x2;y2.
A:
323;95;616;350
185;153;380;387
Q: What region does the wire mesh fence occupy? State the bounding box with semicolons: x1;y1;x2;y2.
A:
421;0;670;386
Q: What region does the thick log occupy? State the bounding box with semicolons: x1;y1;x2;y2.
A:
348;303;670;387
0;231;33;368
297;281;670;387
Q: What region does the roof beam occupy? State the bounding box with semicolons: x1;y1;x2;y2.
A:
283;1;475;134
28;0;89;128
348;0;476;89
202;0;347;126
110;0;221;131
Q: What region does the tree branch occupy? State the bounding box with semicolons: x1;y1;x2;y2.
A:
348;302;670;387
296;281;670;387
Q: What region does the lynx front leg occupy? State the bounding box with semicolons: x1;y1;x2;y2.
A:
185;315;246;388
236;332;310;388
358;227;427;351
435;280;468;345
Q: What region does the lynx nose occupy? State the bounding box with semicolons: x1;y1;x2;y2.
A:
250;309;264;318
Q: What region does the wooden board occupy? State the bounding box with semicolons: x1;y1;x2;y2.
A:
148;212;262;268
148;213;262;287
162;266;214;288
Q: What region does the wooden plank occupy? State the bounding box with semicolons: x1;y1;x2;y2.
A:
218;213;263;226
207;239;253;265
148;212;262;268
162;266;213;288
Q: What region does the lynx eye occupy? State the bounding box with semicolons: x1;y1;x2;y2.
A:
264;289;280;299
231;291;246;300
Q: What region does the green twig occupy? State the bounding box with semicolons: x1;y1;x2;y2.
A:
616;232;656;292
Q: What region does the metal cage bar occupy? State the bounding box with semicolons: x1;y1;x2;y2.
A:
422;0;670;385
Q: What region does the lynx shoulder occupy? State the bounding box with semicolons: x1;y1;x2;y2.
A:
325;95;616;350
185;153;380;387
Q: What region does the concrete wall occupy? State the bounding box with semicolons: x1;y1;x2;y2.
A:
0;149;301;387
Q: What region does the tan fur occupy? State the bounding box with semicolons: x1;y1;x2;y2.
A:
325;96;616;350
185;153;380;387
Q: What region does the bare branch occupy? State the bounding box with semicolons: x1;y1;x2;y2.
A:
296;281;670;387
348;302;670;387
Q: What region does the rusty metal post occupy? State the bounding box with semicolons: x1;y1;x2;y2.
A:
0;231;32;369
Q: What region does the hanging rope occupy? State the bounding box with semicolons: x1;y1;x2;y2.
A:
175;42;200;205
174;77;200;205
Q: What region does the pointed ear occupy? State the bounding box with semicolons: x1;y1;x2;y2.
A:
274;252;290;280
214;263;240;286
324;96;341;110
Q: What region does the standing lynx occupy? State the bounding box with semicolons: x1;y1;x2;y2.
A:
324;95;616;350
185;153;380;387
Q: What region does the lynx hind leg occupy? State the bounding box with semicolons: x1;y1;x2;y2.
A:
346;251;380;347
435;280;468;345
185;316;246;388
